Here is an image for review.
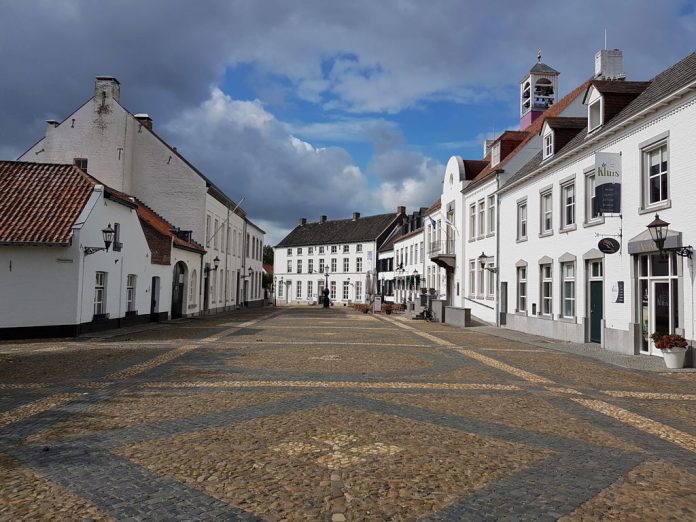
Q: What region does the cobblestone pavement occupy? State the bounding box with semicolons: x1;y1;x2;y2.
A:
2;307;696;521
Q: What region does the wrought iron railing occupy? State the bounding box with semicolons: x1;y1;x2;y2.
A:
429;240;456;256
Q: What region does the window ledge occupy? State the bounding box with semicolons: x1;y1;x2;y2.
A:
639;200;672;215
486;232;496;238
516;237;528;243
485;296;494;301
539;231;554;238
537;314;553;321
583;218;605;228
560;225;577;233
468;238;476;243
514;310;528;316
557;317;577;323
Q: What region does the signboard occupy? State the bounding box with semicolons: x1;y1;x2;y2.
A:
373;296;382;312
598;237;621;254
611;281;625;303
594;152;622;214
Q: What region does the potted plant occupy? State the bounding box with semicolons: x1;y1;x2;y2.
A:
651;332;688;369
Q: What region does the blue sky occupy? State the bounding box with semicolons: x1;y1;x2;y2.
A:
1;0;694;243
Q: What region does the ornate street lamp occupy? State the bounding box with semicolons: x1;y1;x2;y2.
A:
84;224;115;256
478;252;498;273
647;214;693;258
204;256;221;274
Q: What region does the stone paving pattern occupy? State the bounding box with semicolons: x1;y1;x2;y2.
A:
1;306;696;520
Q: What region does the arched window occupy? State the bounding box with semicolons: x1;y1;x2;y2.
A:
189;270;197;305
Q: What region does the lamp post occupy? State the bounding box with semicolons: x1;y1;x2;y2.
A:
395;263;404;302
478;252;498;273
83;224;116;256
204;256;221;274
647;214;693;258
273;276;277;307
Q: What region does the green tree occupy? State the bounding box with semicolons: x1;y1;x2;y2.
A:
263;245;274;266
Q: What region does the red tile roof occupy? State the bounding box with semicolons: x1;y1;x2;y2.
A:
466;79;592;189
263;262;273;274
135;201;205;256
0;161;94;245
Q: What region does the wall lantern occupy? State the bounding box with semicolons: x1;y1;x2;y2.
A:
205;256;221;274
84;224;115;256
478;252;498;273
647;214;693;258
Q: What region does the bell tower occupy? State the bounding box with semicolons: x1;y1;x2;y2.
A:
519;49;559;130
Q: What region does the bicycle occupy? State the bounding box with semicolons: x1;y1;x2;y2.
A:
423;308;435;322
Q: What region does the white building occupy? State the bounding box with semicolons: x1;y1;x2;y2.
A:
498;50;696;357
274;210;405;305
0;161;204;338
19;76;264;310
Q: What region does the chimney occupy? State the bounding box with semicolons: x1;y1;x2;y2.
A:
45;120;60;133
397;206;406;215
595;49;625;80
299;217;307;226
134;113;153;131
483;139;494;158
319;215;327;224
95;76;120;102
352;212;360;221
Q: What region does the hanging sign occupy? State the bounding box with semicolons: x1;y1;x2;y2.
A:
594;152;622;214
598;237;620;254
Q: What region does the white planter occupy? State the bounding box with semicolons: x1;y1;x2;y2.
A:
662;348;687;369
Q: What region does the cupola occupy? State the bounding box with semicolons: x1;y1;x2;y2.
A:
519;50;559;130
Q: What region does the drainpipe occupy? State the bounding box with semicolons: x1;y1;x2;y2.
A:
495;169;504;327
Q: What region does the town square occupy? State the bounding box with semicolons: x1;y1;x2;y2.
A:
2;1;696;520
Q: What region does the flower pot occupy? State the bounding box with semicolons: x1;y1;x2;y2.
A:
662;347;687;369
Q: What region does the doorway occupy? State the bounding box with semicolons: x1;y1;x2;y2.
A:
172;261;187;319
150;276;160;322
587;260;603;344
637;253;680;356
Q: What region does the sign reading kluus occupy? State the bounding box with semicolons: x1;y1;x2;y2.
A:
594;152;622;214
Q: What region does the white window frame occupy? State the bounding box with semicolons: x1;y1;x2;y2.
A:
468;260;476;297
588;99;602;132
343;245;349;253
126;274;136;312
331;258;337;272
343;281;350;300
478;200;485;237
562;262;576;318
584;170;602;224
469;204;476;240
331;245;337;254
319;259;325;273
543;131;554;159
308;259;314;273
517;202;528;241
356;280;362;301
343;258;349;272
643;142;669;208
297;259;303;274
540;191;553;234
356;257;363;272
541;264;553;316
356;244;363;253
330;281;336;299
517;267;527;312
94;271;107;316
296;280;302;298
487;196;495;234
319;246;325;254
561;183;576;229
486;262;495;298
307;280;313;299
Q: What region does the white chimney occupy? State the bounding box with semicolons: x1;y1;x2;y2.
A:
594;50;625;80
95;76;121;102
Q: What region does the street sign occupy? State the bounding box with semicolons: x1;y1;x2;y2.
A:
594;152;622;214
598;237;621;254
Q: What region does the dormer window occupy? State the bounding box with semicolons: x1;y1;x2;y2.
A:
491;143;501;166
543;131;554;159
588;99;602;131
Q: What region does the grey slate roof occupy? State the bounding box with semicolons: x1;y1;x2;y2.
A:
276;213;400;248
530;62;559;75
503;50;696;191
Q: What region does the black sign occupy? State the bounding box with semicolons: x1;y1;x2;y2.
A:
598;237;621;254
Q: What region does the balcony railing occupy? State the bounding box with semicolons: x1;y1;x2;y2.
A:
429;240;456;256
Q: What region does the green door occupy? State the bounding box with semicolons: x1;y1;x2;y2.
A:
590;281;603;343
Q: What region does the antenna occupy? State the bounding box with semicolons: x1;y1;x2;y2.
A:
604;28;607;50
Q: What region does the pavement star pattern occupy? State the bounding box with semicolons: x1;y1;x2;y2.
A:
1;307;696;520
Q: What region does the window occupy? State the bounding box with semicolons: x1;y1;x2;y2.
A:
543;131;554;159
318;280;324;297
356;244;363;253
486;263;495;297
112;223;122;251
469;260;476;296
540;191;553;234
74;158;88;172
343;258;349;272
410;245;414;265
319;259;325;273
220;269;224;301
415;245;418;264
126;274;136;312
644;143;668;206
356;281;362;301
211;271;217;302
331;245;338;254
287;260;292;273
477;262;484;297
296;280;302;298
541;264;552;316
206;215;211;247
487;196;495;234
297;260;303;274
562;183;575;228
331;258;337;272
227;227;232;254
517;267;527;311
356;257;363;272
491;142;501;166
189;270;197;305
246;234;250;257
330;281;336;299
588;100;602;131
287;248;292;256
297;247;302;255
585;171;601;222
308;280;313;299
278;281;283;297
478;200;486;237
308;247;314;255
308;259;314;273
591;261;603;278
420;242;424;261
213;219;219;250
343;245;349;253
562;262;576;317
343;281;350;300
517;202;527;240
319;246;325;254
94;272;107;316
469;204;476;239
